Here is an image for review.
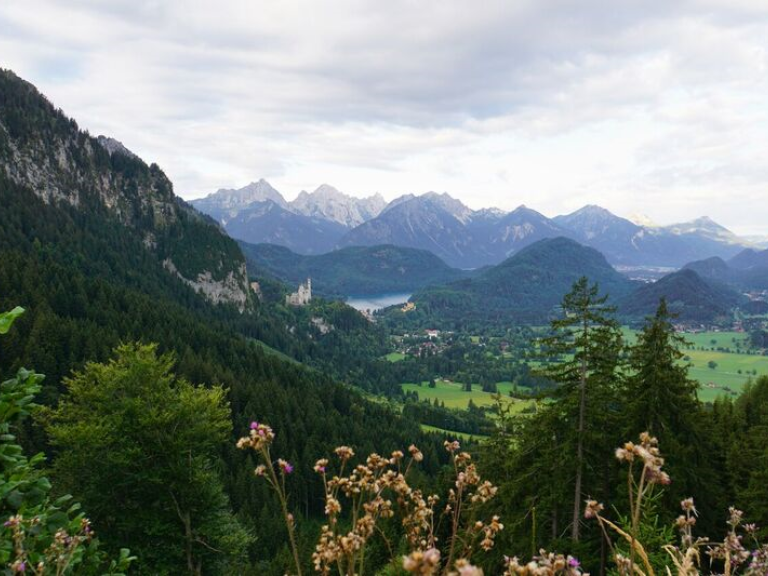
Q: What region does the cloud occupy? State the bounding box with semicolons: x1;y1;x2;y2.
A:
1;0;767;234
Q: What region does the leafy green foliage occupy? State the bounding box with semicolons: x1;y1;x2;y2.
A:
0;307;133;574
41;343;251;574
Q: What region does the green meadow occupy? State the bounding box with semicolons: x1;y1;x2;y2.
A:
401;378;535;412
622;328;768;402
384;351;406;362
419;424;486;441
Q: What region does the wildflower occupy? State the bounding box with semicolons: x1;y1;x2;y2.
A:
409;444;424;462
729;507;744;527
325;497;342;516
584;499;604;519
403;547;441;574
335;446;355;461
254;465;267;477
278;459;294;474
452;559;484;575
314;458;328;473
681;498;696;513
444;440;460;453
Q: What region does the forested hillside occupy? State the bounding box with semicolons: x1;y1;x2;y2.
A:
240;242;468;296
397;237;637;328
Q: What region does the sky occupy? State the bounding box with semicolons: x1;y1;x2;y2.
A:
2;1;768;235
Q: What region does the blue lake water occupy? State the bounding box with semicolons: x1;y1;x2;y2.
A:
345;293;412;312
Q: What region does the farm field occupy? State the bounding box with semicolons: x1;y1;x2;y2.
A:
401;378;535;411
686;349;768;401
681;331;751;350
621;328;767;402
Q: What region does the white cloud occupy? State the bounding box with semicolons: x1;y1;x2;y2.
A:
1;0;767;234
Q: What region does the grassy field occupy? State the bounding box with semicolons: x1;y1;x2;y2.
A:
401;379;535;412
681;331;751;350
620;328;768;402
384;352;406;362
420;424;486;441
686;349;768;401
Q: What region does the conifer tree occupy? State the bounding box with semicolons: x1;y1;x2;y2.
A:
625;298;724;531
537;277;624;543
625;298;698;440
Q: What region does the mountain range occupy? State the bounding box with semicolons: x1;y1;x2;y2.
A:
192;183;756;269
190;181;385;253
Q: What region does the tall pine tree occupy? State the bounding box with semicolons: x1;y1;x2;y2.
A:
624;298;722;532
538;277;624;543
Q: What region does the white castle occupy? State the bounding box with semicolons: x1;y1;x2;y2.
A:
286;278;312;306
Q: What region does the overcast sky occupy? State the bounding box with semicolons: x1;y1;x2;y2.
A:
2;1;767;234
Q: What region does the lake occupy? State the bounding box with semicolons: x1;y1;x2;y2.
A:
346;293;412;312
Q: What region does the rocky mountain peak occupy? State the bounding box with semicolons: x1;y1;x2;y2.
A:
96;136;138;159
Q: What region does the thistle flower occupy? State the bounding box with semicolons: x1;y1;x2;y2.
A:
403;547;441;574
335;446;355;461
444;440;461;453
584;499;604;519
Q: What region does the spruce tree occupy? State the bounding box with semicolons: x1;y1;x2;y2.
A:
625;298;698;439
625;298;722;531
537;277;624;542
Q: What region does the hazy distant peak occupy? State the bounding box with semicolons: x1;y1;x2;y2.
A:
629;213;657;227
572;204;613;216
508;204;546;217
420;192;473;223
191;179;288;211
312;183;346;199
289;183;385;227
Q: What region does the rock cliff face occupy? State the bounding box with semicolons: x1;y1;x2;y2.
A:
0;68;250;309
164;260;250;312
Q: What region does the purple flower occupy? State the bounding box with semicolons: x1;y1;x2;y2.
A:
568;557;580;568
250;421;259;430
284;462;294;474
16;562;26;573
